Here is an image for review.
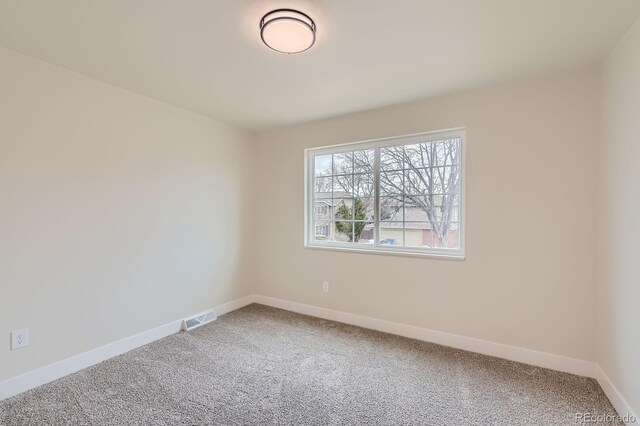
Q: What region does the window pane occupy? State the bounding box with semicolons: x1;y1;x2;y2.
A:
405;168;431;195
405;138;462;169
333;220;353;242
333;152;352;175
314;154;332;176
380;170;403;195
313;221;331;241
353;149;374;174
354;173;374;197
404;169;460;210
379;222;403;246
313;201;332;223
402;201;429;222
434;138;461;166
404;143;432;168
380;196;403;222
436;193;459;222
333;175;353;197
354;221;374;244
314;177;332;198
430;222;460;248
357;197;375;221
402;196;457;222
333;197;354;220
432;166;460;194
404;222;432;248
427;195;451;222
381;146;403;171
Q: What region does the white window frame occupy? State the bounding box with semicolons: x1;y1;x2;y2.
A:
304;128;466;259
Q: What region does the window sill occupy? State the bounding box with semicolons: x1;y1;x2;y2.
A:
303;243;465;260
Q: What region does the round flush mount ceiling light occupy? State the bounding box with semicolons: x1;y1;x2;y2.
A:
260;9;316;54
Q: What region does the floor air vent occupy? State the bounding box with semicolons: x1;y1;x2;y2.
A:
182;309;217;331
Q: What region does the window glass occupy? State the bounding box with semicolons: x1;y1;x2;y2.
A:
308;132;463;257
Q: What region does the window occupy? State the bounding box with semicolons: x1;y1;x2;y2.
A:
315;224;330;238
305;129;465;258
315;205;328;215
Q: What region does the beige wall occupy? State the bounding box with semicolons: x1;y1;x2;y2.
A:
0;48;255;382
1;37;624;398
254;68;601;361
599;17;640;414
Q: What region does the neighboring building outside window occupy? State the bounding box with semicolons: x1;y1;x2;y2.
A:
305;129;465;258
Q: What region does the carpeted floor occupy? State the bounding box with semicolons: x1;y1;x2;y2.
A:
0;304;621;425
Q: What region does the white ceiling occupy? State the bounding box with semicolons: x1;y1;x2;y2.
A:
0;0;639;130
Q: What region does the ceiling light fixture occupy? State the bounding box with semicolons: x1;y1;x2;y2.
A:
260;9;316;54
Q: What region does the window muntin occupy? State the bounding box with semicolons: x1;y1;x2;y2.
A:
306;130;465;258
312;148;375;244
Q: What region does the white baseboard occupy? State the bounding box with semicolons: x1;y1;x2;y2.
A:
594;366;638;425
0;294;256;401
255;295;640;420
254;295;596;378
213;294;256;316
2;292;635;422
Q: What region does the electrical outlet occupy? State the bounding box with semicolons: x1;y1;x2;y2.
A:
322;281;329;293
11;328;28;350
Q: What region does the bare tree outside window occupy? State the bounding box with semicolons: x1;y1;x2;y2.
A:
379;139;461;246
309;132;463;254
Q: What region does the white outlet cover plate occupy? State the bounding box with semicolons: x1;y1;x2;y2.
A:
11;328;28;350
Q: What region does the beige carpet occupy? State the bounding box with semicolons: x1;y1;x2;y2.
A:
0;304;621;425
